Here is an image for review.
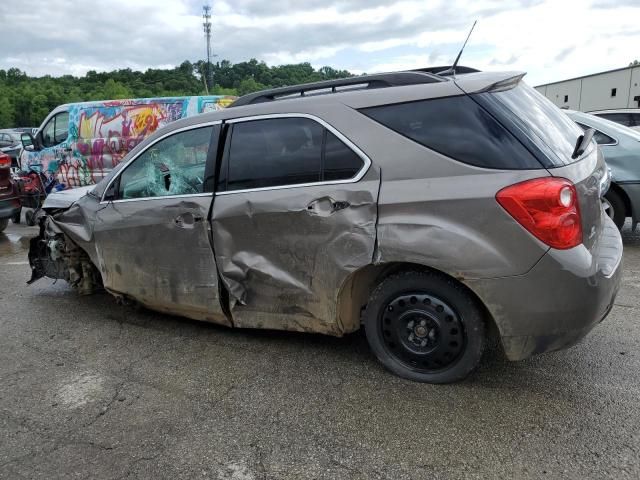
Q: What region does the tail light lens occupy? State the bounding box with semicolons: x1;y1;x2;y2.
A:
496;177;582;250
0;153;10;169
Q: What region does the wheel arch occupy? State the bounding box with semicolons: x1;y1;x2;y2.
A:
336;261;500;343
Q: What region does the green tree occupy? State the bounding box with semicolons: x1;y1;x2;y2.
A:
237;77;266;96
0;93;14;127
100;79;133;100
30;94;50;123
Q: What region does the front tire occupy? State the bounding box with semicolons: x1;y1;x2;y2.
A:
0;218;8;233
363;270;485;384
603;189;626;230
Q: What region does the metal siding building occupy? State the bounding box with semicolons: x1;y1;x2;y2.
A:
535;66;640;111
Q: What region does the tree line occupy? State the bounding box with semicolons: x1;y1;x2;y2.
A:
0;59;354;129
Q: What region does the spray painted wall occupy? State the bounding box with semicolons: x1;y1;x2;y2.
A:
22;95;236;188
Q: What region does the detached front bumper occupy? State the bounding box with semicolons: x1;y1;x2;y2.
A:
467;215;623;361
0;196;21;219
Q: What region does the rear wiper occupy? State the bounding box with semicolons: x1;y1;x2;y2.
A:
572;128;595;159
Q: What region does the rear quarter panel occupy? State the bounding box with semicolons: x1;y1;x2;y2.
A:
335;111;552;280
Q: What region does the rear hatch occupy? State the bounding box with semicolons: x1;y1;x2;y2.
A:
462;78;606;251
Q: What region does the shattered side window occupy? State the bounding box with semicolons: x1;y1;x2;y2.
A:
118;126;213;200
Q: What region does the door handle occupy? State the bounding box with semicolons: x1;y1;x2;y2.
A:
306;197;350;215
174;212;204;228
330;200;350;212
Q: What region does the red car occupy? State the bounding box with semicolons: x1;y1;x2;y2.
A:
0;152;20;232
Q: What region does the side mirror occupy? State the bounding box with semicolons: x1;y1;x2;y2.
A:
103;178;119;202
21;132;36;151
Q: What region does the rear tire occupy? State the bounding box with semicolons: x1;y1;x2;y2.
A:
363;270;485;384
0;218;8;233
603;189;626;230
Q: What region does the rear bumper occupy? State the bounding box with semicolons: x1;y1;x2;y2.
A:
0;196;21;219
467;215;623;361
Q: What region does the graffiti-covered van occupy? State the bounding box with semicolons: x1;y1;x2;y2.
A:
21;95;236;188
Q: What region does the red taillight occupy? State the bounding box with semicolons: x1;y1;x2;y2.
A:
0;153;10;169
496;177;582;250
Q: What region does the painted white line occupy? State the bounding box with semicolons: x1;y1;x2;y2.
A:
3;261;29;265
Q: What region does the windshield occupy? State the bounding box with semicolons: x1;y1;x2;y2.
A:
488;82;585;166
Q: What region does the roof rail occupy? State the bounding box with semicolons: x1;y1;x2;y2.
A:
412;66;481;76
228;71;444;107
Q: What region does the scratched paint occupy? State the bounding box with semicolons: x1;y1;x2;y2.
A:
21;95;236;188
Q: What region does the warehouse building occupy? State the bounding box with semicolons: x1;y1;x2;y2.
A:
535;65;640;112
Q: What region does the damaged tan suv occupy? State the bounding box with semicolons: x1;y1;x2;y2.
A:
29;68;622;383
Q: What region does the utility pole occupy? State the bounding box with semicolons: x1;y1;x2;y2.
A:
202;4;213;93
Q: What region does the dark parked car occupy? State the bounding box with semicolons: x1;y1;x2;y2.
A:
0;152;21;231
27;69;622;383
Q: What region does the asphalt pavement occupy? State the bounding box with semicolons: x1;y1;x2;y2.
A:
1;217;639;479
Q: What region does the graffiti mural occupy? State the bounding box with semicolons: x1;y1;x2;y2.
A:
22;95;236;188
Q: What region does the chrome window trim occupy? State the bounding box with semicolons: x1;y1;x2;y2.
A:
217;113;372;196
106;192;213;204
100;121;222;204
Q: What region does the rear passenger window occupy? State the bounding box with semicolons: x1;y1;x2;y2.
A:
323;131;363;181
225;117;365;191
360;96;541;169
227;118;323;191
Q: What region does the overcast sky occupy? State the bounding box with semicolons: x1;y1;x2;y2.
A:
1;0;638;86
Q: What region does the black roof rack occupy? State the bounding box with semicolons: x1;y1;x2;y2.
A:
413;66;481;76
229;71;445;108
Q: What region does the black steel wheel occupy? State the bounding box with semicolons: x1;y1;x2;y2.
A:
380;293;466;372
364;270;485;383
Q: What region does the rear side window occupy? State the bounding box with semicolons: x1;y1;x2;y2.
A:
575;122;615;145
225;117;365;191
360;95;542;169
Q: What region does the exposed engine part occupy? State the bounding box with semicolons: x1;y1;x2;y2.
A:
28;222;102;295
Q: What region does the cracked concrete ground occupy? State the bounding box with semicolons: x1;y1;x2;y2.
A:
1;219;639;480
